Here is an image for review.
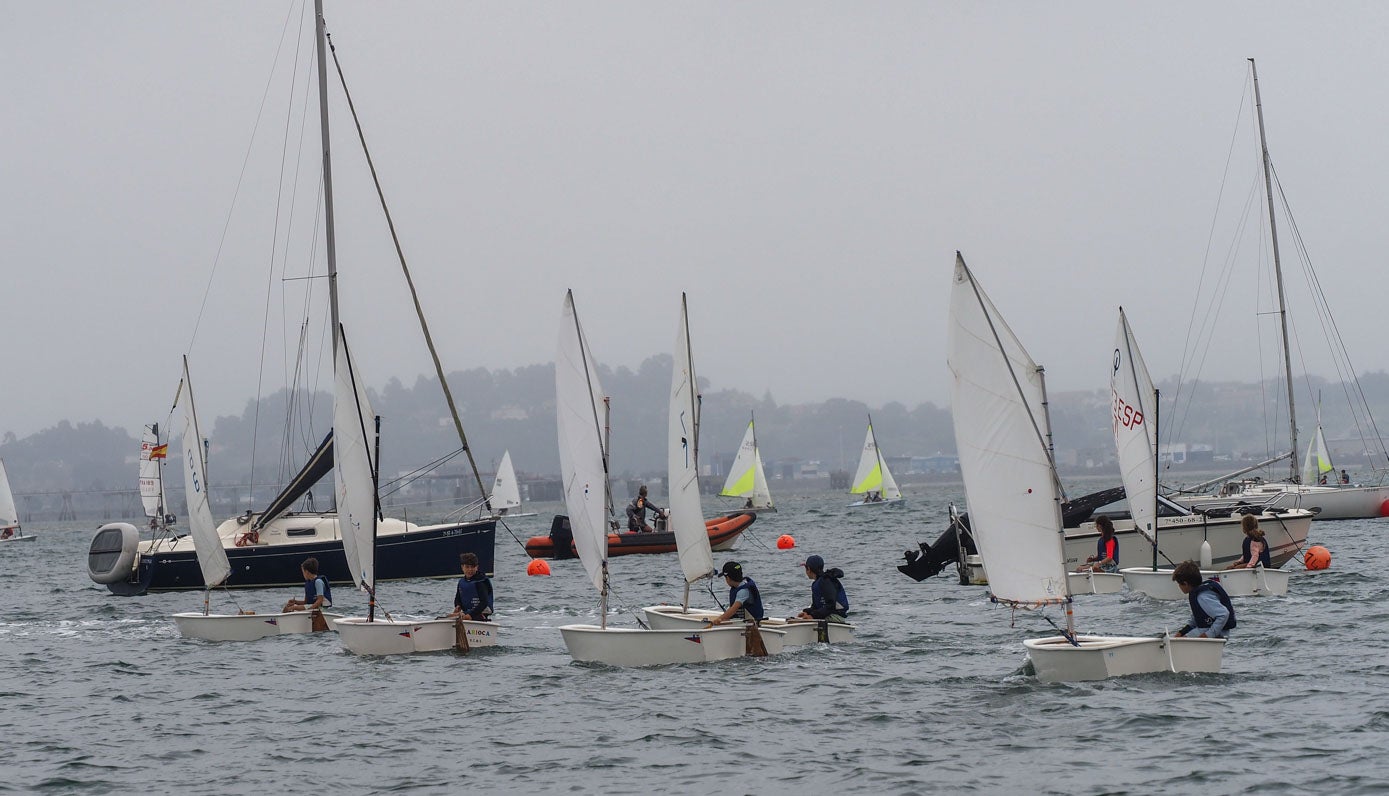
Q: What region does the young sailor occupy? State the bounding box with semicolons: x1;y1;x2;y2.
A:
706;561;766;625
1077;515;1119;572
795;555;849;622
282;557;332;612
1225;514;1271;570
1172;560;1236;639
448;552;494;621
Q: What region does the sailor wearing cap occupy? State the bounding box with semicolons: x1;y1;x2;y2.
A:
705;561;766;626
795;555;849;623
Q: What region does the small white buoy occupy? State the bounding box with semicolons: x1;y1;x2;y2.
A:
1199;540;1213;570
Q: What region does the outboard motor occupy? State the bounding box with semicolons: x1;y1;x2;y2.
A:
88;523;141;585
548;515;577;560
898;520;975;582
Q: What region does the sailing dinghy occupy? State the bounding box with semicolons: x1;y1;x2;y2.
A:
949;253;1223;682
0;459;33;543
719;414;776;513
847;419;904;507
172;358;339;641
557;292;782;665
489;450;537;518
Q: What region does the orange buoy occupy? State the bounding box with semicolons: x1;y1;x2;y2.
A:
527;559;551;576
776;534;796;550
1304;545;1331;571
1380;499;1389;517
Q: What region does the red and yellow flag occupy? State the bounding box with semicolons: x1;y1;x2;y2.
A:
149;444;169;460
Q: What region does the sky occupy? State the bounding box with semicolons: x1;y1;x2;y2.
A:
5;1;1389;439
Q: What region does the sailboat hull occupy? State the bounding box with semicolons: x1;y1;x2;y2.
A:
1121;565;1290;599
1179;483;1389;521
847;498;906;509
1066;571;1125;594
558;623;785;666
1023;634;1225;682
641;605;854;646
0;534;36;543
171;610;342;642
96;515;496;595
1062;510;1311;570
335;616;498;655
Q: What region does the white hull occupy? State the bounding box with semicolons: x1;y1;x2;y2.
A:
1063;510;1311;570
1121;565;1290;599
1178;482;1389;521
847;498;905;508
559;623;785;666
1;534;36;543
1067;571;1125;594
172;610;342;642
335;616;499;655
641;605;854;646
1023;634;1225;682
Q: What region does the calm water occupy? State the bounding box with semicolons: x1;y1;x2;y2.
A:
2;485;1386;795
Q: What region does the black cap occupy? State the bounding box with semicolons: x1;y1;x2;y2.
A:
720;561;743;580
802;555;824;573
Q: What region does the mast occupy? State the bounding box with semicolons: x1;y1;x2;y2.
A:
1249;57;1299;483
1036;362;1075;636
1152;388;1160;570
315;0;340;351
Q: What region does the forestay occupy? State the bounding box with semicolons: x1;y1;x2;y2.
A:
333;325;378;591
178;357;230;588
1111;309;1158;544
556;291;610;594
668;294;715;584
947;253;1068;606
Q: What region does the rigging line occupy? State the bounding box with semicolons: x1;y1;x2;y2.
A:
187;1;302;358
326;34;492;514
377;447;465;492
493;516;530;555
603;586;650;630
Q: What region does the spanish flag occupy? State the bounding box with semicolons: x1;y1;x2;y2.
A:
150;444;169;460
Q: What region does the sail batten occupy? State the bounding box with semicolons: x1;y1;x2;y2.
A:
948;254;1070;606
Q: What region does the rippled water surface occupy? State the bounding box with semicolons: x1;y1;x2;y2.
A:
3;486;1387;794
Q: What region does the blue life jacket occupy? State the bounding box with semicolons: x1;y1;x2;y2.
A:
729;577;766;621
1190;580;1236;631
1242;535;1272;568
1095;534;1119;562
303;575;332;606
455;574;494;620
810;572;849;618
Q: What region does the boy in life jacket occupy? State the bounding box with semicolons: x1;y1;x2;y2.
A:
705;561;766;625
1172;560;1236;639
449;552;494;621
795;555;849;623
282;557;333;612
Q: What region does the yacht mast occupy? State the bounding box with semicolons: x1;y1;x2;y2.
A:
315;0;340;352
1249;57;1299;482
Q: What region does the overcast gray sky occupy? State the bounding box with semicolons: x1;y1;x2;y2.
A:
5;1;1389;438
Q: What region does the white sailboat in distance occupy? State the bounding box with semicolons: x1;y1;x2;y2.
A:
847;418;904;507
0;459;34;542
719;414;776;513
490;450;537;518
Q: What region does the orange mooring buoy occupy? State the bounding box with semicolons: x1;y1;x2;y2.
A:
776;534;796;550
1304;545;1331;571
527;559;551;576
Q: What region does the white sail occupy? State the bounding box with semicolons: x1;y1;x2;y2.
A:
138;425;165;520
879;434;902;500
1111;309;1158;544
491;450;522;511
333;325;378;592
720;418;774;509
668;294;715;584
556;291;610;594
179;357;230;588
1301;425;1334;485
0;459;17;530
947;253;1069;606
850;424;883;494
